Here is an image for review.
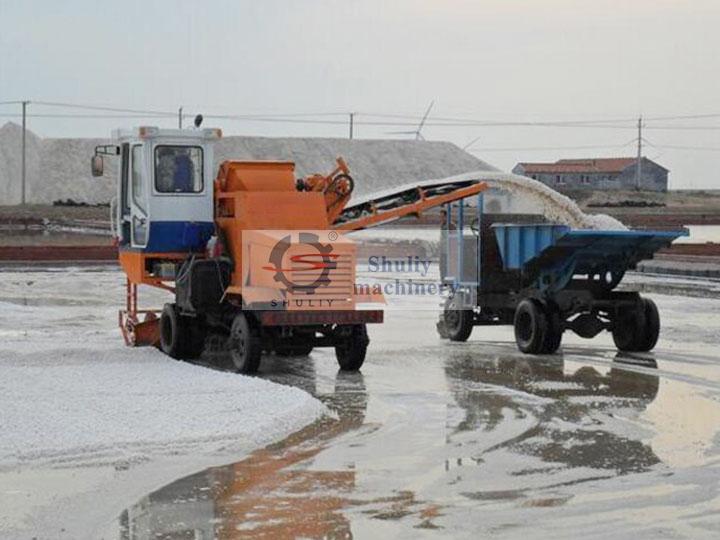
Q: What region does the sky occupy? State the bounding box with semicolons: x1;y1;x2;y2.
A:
1;0;719;189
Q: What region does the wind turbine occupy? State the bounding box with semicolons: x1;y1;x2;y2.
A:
387;100;434;140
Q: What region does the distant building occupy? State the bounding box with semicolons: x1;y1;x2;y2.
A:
512;157;668;192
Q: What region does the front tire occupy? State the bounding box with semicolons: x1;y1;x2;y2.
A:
228;312;262;374
335;324;369;371
514;299;549;354
160;304;188;359
442;295;474;342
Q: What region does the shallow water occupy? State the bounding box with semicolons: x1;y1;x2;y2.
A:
117;294;720;539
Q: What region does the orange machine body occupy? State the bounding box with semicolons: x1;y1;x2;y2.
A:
214;160;356;312
117;156;487;346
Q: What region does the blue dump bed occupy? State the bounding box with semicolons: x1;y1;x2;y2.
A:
493;223;688;277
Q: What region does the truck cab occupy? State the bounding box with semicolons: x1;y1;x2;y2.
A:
93;126;221;253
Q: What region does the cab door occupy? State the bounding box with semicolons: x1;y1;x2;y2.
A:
118;143;131;245
129;143;149;248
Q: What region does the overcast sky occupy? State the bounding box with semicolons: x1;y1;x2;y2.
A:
1;0;719;189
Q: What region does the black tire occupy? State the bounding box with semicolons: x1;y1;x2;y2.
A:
540;301;563;354
275;343;314;357
442;296;474;342
228;312;262;374
612;298;660;352
637;297;660;352
335;324;369;371
514;299;549;354
160;303;188;359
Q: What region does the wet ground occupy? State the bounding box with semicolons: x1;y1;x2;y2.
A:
118;293;720;539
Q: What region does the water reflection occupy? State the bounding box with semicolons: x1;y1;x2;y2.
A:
445;352;660;475
120;359;367;540
119;350;665;538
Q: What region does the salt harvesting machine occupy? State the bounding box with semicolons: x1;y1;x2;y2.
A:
437;196;686;353
90;122;486;373
91;121;685;372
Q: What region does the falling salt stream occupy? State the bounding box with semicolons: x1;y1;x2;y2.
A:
436;170;627;230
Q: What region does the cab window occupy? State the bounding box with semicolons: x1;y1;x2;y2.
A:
154;145;203;193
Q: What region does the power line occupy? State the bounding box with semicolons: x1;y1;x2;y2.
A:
13;100;720;129
467;137;638;152
467;143;636;152
0;113;181;119
30;100;176;117
646;143;720;152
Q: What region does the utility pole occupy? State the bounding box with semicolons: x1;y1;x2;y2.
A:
635;115;642;191
178;107;183;129
349;112;355;140
21;100;28;205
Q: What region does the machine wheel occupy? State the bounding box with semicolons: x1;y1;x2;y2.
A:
160;304;189;359
514;299;549;354
335;324;369;371
275;344;314;357
228;312;262;374
540;301;563;354
442;295;474;342
612;297;659;352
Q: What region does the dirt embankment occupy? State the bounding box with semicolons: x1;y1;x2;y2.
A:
563;189;720;225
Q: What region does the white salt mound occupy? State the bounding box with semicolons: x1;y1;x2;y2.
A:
0;122;625;230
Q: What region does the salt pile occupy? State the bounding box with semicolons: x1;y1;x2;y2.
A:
0;122;624;230
0;122;488;205
0;268;327;471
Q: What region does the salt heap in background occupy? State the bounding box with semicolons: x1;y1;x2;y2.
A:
0;122;623;229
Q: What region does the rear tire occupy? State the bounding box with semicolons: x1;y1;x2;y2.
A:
335;324;368;371
228;312;262;374
514;299;549;354
635;298;660;352
612;297;659;352
540;301;563;354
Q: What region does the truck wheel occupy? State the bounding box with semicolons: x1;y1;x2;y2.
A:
160;303;188;359
611;298;659;352
442;296;474;342
228;313;262;374
514;299;548;354
637;297;660;352
540;301;563;354
275;344;314;357
335;324;369;371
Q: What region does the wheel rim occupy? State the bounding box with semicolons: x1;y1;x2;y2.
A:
516;310;533;342
445;308;460;330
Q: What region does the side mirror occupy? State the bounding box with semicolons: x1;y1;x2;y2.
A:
91;155;104;177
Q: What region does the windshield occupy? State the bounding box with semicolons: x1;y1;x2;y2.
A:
154;145;203;193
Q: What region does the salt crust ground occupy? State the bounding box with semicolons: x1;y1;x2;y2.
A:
0;270;326;536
